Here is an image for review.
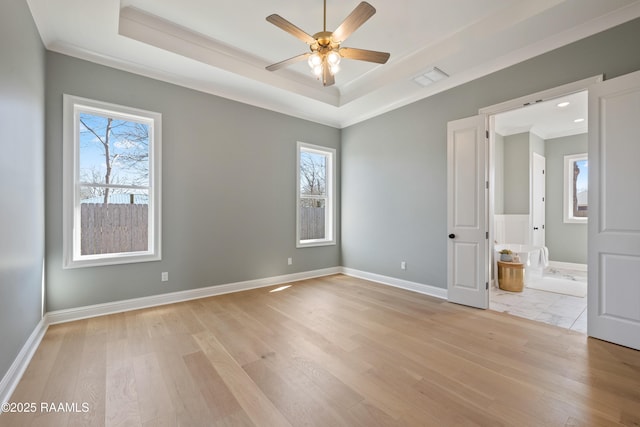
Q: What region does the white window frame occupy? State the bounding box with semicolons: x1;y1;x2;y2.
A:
296;142;336;248
563;153;588;224
62;94;162;268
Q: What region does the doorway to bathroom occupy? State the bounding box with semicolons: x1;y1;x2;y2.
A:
485;88;589;332
448;71;640;349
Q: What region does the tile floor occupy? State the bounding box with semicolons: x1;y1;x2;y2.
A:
490;266;587;333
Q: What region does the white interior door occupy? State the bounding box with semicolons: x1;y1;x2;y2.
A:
531;153;546;248
447;116;488;309
588;70;640;350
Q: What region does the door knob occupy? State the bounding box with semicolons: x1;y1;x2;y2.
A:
533;227;539;230
448;233;456;239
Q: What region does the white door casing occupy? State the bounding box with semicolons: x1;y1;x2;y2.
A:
531;153;546;248
588;70;640;350
447;115;488;309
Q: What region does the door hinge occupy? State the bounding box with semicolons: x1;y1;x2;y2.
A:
486;231;489;239
486;181;489;189
486;282;489;290
486;130;489;139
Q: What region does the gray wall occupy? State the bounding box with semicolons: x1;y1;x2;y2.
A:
3;6;638;380
0;0;45;384
342;17;640;289
503;132;530;214
501;131;545;215
545;133;588;264
45;53;340;311
530;132;545;158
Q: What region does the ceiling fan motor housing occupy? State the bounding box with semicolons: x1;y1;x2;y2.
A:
311;31;338;53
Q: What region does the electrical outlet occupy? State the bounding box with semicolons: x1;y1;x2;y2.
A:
161;272;168;282
401;261;406;270
287;257;293;265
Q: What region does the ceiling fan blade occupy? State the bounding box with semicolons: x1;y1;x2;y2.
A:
266;53;311;71
322;62;335;87
339;47;390;64
332;2;376;44
266;14;316;45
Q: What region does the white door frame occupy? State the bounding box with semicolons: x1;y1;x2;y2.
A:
531;152;546;248
478;76;602;117
479;75;601;300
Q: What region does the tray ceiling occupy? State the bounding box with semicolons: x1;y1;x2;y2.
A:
27;0;640;128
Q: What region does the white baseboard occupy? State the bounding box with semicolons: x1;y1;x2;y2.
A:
0;317;48;406
341;267;448;300
3;265;442;404
1;267;339;404
548;261;588;271
42;266;448;325
46;267;342;325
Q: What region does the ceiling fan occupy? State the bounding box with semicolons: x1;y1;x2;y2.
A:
265;0;390;87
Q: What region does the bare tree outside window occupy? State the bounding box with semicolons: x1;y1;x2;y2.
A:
297;144;334;245
63;95;161;268
79;113;149;203
78;112;151;255
299;151;327;208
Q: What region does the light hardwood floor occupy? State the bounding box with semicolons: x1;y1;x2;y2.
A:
3;274;640;426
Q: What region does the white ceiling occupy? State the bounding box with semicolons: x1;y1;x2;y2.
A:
495;90;588;139
26;0;640;128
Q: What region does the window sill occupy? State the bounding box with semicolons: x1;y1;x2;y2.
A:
296;240;337;248
63;252;161;269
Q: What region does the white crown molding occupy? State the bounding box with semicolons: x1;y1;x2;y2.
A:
305;1;640;128
28;1;640;129
46;40;345;129
118;7;339;107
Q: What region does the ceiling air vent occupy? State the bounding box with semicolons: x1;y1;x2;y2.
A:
412;67;448;87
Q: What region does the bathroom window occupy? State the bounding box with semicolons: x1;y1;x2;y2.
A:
563;153;588;223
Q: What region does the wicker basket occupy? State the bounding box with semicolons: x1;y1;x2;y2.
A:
497;261;524;292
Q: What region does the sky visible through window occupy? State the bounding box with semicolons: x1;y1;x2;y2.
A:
575;159;588;192
79;112;150;202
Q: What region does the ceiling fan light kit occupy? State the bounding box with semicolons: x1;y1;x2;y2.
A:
265;0;390;87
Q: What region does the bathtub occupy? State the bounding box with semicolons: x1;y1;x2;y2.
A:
495;244;544;284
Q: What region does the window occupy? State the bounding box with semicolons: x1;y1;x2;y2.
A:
297;142;335;247
63;95;161;268
563;153;588;223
